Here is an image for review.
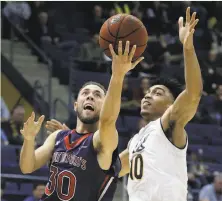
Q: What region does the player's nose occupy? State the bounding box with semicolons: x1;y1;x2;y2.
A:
86;94;94;101
144;93;152;100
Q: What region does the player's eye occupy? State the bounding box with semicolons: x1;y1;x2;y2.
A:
95;93;101;98
82;92;87;95
156;92;162;96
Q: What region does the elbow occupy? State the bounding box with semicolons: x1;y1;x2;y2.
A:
20;168;33;174
20;164;34;174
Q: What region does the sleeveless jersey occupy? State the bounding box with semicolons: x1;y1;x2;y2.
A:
127;118;188;201
40;130;121;201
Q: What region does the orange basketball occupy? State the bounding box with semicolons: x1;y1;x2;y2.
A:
99;14;148;61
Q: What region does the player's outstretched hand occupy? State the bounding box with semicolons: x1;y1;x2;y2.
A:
178;7;199;50
45;119;69;135
20;112;45;141
109;41;144;77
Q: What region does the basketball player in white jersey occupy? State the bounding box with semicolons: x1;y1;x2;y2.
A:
117;7;203;201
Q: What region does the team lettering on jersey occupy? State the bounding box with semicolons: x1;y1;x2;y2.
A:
52;152;87;170
132;133;150;154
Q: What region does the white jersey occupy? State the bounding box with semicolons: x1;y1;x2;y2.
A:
127;118;188;201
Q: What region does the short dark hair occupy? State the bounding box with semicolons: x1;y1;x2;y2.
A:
150;77;184;100
79;81;106;95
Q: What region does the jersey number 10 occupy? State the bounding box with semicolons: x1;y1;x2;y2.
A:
130;154;143;180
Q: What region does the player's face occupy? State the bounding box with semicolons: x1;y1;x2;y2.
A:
75;85;105;124
12;106;25;124
215;178;222;194
140;85;174;120
33;185;45;199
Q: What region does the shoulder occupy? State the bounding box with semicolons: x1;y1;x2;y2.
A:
200;184;214;194
45;129;64;144
53;129;72;140
199;184;215;200
127;133;140;150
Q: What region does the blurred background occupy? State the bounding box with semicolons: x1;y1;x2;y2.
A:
1;1;222;201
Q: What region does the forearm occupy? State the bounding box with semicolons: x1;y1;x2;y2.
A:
100;74;124;123
20;139;36;173
184;48;203;98
119;149;130;177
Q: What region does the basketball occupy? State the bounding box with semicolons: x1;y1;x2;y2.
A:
99;14;148;61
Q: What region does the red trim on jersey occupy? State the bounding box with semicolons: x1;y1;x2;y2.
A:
98;175;111;198
64;132;92;150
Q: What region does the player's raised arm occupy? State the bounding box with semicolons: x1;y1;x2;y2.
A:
19;112;60;174
161;7;203;147
94;41;144;170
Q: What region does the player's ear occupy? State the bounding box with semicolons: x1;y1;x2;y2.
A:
74;101;78;112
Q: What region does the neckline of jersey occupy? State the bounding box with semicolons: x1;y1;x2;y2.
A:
71;129;93;135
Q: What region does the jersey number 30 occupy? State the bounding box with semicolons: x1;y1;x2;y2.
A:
45;165;76;201
130;154;143;180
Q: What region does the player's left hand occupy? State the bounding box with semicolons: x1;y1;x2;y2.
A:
178;7;199;50
45;119;69;135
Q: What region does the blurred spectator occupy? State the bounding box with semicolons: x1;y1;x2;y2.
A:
138;50;156;77
23;183;45;201
89;5;105;34
79;33;103;62
199;85;222;125
131;1;141;15
1;129;9;146
202;49;222;94
133;77;151;103
121;77;139;109
192;2;208;29
216;85;222;101
188;190;194;201
29;11;59;47
188;152;208;189
3;1;31;29
114;2;131;14
1;104;25;145
1;98;10;145
199;173;222;201
214;85;222;125
108;9;116;17
1;97;10;122
144;2;169;36
28;2;47;34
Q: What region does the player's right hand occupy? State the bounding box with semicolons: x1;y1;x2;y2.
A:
20;112;45;141
45;119;69;135
109;41;144;77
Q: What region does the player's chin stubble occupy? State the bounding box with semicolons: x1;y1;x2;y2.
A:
76;109;99;124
